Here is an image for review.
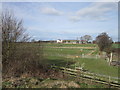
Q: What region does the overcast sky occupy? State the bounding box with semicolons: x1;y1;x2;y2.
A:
2;2;118;41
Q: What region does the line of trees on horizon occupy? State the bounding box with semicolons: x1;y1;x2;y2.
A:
30;34;119;44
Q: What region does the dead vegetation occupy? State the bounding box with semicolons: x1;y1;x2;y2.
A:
2;9;47;79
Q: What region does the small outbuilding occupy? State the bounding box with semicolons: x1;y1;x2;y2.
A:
57;39;63;43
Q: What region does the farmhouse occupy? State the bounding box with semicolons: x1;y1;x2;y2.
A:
63;40;78;44
56;39;87;44
57;39;63;43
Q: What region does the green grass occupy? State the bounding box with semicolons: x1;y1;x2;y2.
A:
43;54;118;77
43;47;95;56
43;43;120;49
112;44;120;48
42;43;119;77
3;43;120;88
43;43;97;47
14;43;119;77
71;58;118;77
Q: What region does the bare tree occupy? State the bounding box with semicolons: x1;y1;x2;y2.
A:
2;10;30;64
31;39;35;42
83;35;92;43
1;9;46;78
96;32;113;64
96;32;113;52
80;36;84;44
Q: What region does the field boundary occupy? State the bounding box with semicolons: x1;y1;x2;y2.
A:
44;53;101;59
45;46;96;49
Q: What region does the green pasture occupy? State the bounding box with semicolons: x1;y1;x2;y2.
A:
72;58;118;77
3;43;119;88
42;43;119;77
16;43;119;77
43;55;118;77
43;47;95;56
43;43;119;48
43;43;97;47
112;43;120;48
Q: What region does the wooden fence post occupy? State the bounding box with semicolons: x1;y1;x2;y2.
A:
110;52;113;63
82;54;85;58
108;76;111;88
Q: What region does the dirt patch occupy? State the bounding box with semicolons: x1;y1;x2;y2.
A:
40;80;80;88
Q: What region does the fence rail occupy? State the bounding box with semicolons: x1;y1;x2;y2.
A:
52;66;120;88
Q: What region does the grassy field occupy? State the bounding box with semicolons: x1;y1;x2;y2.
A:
3;43;120;88
42;43;119;77
21;43;118;78
43;43;97;47
112;43;120;48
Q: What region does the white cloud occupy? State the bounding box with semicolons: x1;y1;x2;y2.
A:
77;3;116;16
69;16;81;22
40;7;63;15
69;2;117;22
2;3;40;22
